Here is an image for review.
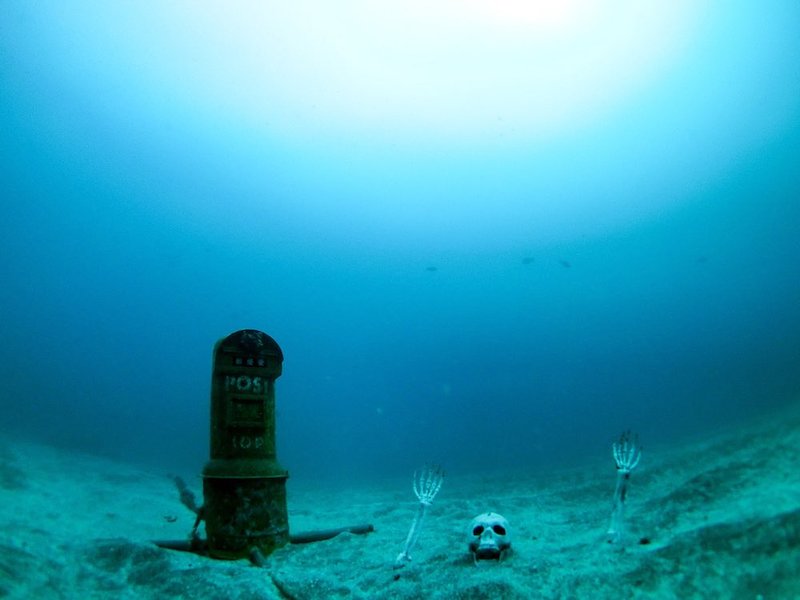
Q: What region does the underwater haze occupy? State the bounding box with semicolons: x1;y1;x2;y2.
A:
1;0;799;483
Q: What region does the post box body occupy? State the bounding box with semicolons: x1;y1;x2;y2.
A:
202;329;289;559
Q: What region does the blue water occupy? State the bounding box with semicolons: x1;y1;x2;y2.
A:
1;1;799;483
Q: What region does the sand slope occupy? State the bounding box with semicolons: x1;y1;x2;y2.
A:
1;403;799;599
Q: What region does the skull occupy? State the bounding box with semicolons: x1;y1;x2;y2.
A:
468;512;511;562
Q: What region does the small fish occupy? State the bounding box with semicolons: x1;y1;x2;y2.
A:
521;256;535;265
425;266;438;272
558;259;571;268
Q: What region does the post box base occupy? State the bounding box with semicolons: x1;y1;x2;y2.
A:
202;476;290;560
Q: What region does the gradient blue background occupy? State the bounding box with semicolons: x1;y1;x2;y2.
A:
1;1;798;482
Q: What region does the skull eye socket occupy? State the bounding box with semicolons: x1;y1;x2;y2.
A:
472;525;485;536
492;524;507;536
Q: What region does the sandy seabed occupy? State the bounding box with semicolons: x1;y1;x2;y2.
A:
1;403;799;600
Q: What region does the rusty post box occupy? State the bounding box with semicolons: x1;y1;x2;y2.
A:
202;329;289;559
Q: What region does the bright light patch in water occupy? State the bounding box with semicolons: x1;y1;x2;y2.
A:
75;0;702;141
22;0;769;247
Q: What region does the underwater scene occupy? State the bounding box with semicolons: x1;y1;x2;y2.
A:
1;1;799;598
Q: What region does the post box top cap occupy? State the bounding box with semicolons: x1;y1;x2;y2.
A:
215;329;283;361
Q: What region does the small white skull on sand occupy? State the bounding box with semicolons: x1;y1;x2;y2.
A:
468;512;511;563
